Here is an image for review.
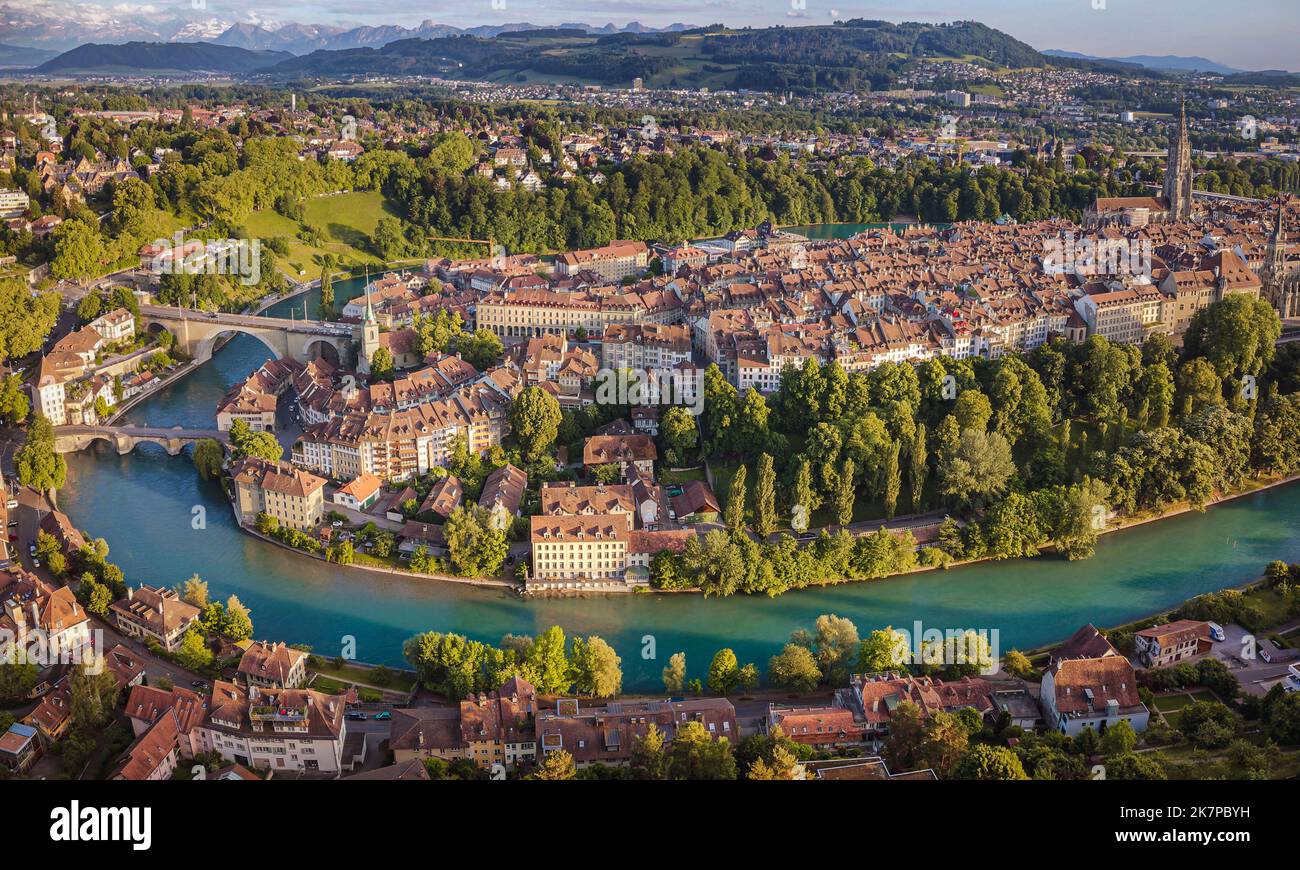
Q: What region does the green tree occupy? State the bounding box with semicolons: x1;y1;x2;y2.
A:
15;416;67;492
532;749;577;780
752;453;777;539
834;456;856;527
882;439;902;520
444;505;509;577
662;652;687;693
707;648;739;696
221;594;254;641
951;744;1029;780
629;724;668;780
509;386;562;462
528;626;571;694
909;423;928;512
368;346;396;381
666;720;736;780
768;643;821;693
192;438;225;480
570;635;622;697
724;464;747;533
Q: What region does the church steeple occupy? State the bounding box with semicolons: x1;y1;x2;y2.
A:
1163;100;1194;222
356;266;381;375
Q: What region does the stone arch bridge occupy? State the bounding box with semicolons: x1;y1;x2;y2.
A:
53;425;229;456
139;304;357;365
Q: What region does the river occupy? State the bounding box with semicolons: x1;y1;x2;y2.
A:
57;271;1300;690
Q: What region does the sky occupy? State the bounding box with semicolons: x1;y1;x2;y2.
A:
28;0;1300;70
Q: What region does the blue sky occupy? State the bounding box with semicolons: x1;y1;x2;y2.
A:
50;1;1300;70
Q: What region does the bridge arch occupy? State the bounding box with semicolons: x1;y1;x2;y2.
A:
303;336;346;366
193;326;287;364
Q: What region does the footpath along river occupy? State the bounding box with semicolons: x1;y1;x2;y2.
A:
57;266;1300;690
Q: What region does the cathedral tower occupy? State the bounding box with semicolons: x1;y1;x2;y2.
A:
1163;101;1194;221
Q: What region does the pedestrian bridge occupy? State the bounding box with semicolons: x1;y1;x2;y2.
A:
52;425;229;456
139;304;357;365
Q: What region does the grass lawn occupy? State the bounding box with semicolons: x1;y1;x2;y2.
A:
311;660;416;693
242;190;398;277
660;466;707;484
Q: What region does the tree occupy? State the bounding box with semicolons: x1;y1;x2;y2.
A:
1100;719;1138;756
368;346;395;381
747;741;805;780
667;720;735;780
724;464;747;533
662;652;687;694
629;724;668;780
456;329;504;371
659;405;698;465
792;458;815;527
192;438;225;480
953;389;993;432
35;530;66;576
0;279;60;363
707;648;739;696
180;574;209;609
15;416;66;492
768;643;821;693
1105;752;1167;780
175;627;214;671
909;423;928;511
834;456;856;527
528;626;571;694
532;749;577;780
50;219;104;280
445;505;509;577
319;268;335;318
1002;649;1033;678
882;439;902;520
1183;294;1281;382
858;626;909;672
938;428;1015;509
570;635;622;697
221;595;254;641
752;453;777;539
951;744;1028;780
228;420;282;463
509;386;562;462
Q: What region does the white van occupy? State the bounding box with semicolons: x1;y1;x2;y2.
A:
1206;621;1226;643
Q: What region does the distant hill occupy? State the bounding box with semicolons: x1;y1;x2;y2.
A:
37;41;292;74
1043;49;1242;75
269;19;1067;92
0;42;58;68
211;19;694;55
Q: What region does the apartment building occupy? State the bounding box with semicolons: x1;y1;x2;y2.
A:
601;323;692;371
231;456;327;530
540;482;637;530
0;569;92;668
530;515;630;583
536;696;737;770
554;240;649;281
1073;283;1166;345
583;434;657;476
203;680;352;775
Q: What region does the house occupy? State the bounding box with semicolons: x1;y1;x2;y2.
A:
23;676;73;746
539;482;637;530
668;479;721;524
766;704;867;748
478;464;527;530
389;706;466;765
124;684;208;759
39;510;87;556
110;712;180;781
0;722;40;774
417;474;462;520
457;676;538;770
237;640;308;689
231;456;327;531
333;474;383;512
399;521;448;559
345;758;432;780
103;643;147;691
803;757;938;781
535;696;737;769
204;680;352;775
583;434;657;476
1041;655;1149;737
1052;623;1120;665
0;568;93;667
1134;620;1212;668
109;584;202;652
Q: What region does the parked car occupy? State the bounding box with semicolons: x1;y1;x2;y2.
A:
1206;621;1226;642
373;711;391;721
346;711;367;721
191;680;209;690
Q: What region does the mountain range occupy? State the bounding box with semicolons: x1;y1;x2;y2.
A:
1042;49;1243;75
36;42;292;75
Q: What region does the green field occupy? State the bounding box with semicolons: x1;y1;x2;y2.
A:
242;190;398;277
